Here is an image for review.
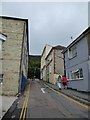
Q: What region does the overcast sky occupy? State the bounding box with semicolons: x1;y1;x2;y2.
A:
1;2;89;55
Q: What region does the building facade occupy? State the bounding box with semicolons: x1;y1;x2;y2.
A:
41;44;52;81
41;44;65;84
45;45;65;84
0;33;7;84
0;16;29;95
63;27;90;92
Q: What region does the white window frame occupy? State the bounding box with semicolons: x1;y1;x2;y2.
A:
68;45;77;59
69;68;83;80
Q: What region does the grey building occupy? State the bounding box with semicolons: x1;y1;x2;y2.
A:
63;27;90;92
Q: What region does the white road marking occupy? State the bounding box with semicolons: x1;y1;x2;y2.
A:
11;115;15;118
41;88;45;93
35;79;39;81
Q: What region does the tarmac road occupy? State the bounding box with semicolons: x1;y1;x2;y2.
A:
26;80;88;118
2;79;89;119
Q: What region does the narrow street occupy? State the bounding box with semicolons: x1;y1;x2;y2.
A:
2;79;89;119
26;79;88;118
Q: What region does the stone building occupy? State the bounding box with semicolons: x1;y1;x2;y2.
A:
41;44;65;84
0;16;29;95
45;45;65;84
0;33;7;84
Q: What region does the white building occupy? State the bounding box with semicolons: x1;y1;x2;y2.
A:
41;44;52;81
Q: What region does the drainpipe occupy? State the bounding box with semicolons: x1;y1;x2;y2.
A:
63;54;66;76
54;49;55;74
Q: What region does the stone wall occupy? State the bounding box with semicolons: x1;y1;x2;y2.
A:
0;18;25;95
0;41;2;75
55;49;64;75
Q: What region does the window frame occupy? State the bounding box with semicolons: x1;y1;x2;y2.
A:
0;74;4;83
68;45;77;59
67;68;83;81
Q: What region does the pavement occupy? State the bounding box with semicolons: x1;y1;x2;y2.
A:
44;81;90;106
0;84;17;120
0;79;31;120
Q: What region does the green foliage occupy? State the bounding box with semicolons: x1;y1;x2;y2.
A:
28;55;41;79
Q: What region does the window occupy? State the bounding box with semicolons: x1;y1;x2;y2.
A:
49;65;51;73
43;70;46;77
67;72;70;79
0;44;1;51
68;45;77;59
0;74;3;83
70;68;83;80
0;40;2;59
79;68;83;78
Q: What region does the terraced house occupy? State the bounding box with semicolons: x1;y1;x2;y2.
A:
41;44;52;81
45;45;65;84
0;16;29;95
63;27;90;92
41;44;65;84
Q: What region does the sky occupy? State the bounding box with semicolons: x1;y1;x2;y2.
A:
0;1;89;55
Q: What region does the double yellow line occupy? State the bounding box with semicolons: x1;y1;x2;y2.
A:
19;84;30;120
44;84;89;109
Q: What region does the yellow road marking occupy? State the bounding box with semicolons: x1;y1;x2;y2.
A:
22;86;30;120
45;84;89;109
19;93;27;119
19;84;30;120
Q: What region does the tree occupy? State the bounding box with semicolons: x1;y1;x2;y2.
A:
28;55;41;79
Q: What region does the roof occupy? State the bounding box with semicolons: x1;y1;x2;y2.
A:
41;44;52;57
62;26;90;53
53;45;65;50
0;16;28;21
0;16;29;53
45;45;65;60
0;32;7;37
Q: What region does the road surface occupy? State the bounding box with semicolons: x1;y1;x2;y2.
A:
26;80;88;118
2;79;89;119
